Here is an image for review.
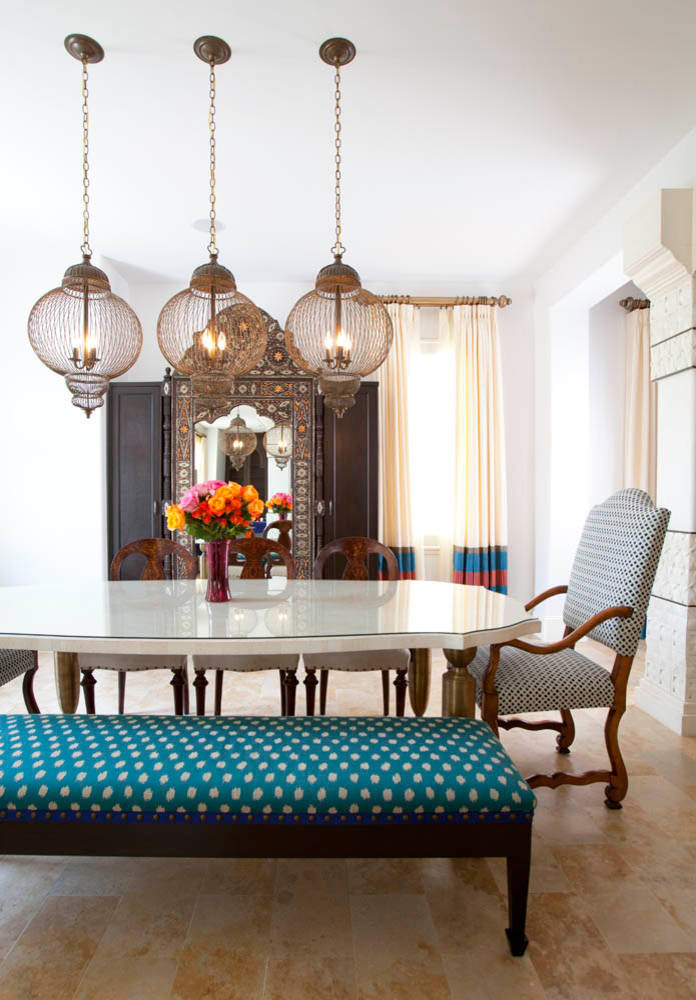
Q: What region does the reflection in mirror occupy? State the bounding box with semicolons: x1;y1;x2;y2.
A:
194;404;293;577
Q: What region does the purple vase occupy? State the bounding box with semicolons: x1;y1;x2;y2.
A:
205;540;231;603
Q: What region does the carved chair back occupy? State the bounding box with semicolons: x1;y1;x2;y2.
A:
228;537;297;580
313;537;399;582
563;489;669;656
263;519;292;551
110;538;198;581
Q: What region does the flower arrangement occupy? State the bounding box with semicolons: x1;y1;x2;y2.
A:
167;480;266;542
266;492;293;517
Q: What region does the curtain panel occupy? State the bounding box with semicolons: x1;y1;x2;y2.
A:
377;303;420;578
623;307;657;499
440;305;508;593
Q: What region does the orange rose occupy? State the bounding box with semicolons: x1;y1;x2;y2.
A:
226;482;242;498
215;485;235;502
241;485;259;503
208;494;227;516
166;505;186;532
248;498;265;518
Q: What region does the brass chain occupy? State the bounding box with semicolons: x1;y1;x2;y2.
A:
80;58;91;258
331;62;345;259
207;59;217;257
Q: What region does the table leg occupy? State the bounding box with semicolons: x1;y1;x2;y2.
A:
442;648;476;717
408;648;431;717
54;652;80;714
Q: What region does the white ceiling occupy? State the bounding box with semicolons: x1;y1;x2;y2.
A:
6;0;696;287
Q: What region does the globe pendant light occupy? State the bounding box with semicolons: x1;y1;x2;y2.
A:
263;422;292;470
284;38;393;417
219;411;257;471
27;35;142;417
157;37;267;397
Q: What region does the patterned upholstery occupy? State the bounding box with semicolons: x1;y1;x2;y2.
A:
77;653;188;672
303;649;410;672
468;645;615;715
0;715;535;826
0;649;35;687
192;653;299;673
563;489;669;656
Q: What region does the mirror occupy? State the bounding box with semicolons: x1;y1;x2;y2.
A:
194;405;293;525
170;309;317;578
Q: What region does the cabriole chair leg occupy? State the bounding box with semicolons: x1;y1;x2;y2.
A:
604;703;628;809
556;709;575;754
22;666;40;714
81;669;96;714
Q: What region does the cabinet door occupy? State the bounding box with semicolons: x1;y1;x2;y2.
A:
321;381;379;577
107;382;163;579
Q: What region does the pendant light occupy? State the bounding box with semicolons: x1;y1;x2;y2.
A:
157;37;267;395
284;38;393;417
27;35;142;417
263;422;292;470
219;410;257;471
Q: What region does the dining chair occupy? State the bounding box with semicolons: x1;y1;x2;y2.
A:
0;649;40;713
303;537;411;716
263;518;292;550
191;537;300;716
78;538;198;715
468;489;670;808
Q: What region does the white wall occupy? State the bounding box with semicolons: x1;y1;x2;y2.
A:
533;125;696;604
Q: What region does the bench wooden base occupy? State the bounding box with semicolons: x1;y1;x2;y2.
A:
0;820;531;956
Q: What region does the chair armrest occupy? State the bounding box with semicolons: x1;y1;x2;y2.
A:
524;585;568;612
503;605;633;656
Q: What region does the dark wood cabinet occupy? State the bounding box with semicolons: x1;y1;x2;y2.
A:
107;382;164;579
320;381;379;577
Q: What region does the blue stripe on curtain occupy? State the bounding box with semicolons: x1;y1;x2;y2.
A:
378;547;416;580
453;546;508;593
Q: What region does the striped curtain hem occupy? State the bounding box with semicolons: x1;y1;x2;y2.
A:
453;545;508;593
379;547;416;580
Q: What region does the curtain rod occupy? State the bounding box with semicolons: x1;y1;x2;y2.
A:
619;296;650;311
379;295;512;308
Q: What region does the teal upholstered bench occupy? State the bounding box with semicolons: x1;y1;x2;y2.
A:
0;714;535;955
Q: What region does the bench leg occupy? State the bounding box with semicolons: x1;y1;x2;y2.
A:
505;836;531;957
81;669;96;715
279;671;287;715
171;668;186;716
193;671;207;716
304;668;318;716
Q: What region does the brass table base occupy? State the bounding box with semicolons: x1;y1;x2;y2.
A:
408;648;431;717
54;652;80;713
442;648;477;717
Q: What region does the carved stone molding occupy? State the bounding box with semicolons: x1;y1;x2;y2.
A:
648;278;696;348
651;328;696;380
640;596;696;733
652;531;696;606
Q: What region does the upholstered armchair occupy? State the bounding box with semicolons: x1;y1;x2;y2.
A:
468;489;669;808
0;649;40;713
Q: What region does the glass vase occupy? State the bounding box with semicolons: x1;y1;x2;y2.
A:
205;540;231;603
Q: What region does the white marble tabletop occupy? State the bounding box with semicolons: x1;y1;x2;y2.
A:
0;579;539;656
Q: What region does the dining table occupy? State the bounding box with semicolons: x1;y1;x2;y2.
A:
0;579;540;717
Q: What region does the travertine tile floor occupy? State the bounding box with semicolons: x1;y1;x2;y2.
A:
0;640;694;999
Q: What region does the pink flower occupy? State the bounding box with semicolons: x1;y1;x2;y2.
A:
179;481;227;511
